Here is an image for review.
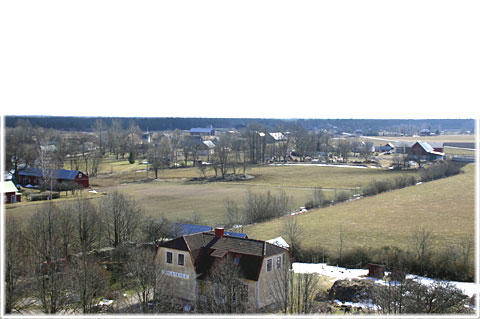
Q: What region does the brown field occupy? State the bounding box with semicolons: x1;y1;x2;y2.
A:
244;164;476;252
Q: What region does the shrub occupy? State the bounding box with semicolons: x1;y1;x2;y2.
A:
331;247;372;269
334;191;351;203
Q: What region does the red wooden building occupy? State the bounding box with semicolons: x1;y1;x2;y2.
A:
3;181;22;204
408;141;444;161
17;168;89;189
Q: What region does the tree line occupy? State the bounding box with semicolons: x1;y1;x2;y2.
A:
6;116;475;133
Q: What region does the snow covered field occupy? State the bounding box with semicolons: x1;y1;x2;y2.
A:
269;163;380;169
292;262;478;298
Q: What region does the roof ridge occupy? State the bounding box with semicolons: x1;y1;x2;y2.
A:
182;235;192;252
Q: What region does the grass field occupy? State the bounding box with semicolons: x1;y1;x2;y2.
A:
5;165;421;225
244;163;476;252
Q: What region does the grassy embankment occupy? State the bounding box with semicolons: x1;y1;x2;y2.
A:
244;163;475;252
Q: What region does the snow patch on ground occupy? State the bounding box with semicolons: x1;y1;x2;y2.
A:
269;163;382;169
292;263;478;297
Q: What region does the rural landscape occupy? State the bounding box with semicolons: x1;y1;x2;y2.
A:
2;116;477;315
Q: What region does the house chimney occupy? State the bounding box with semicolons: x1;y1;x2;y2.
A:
214;227;224;237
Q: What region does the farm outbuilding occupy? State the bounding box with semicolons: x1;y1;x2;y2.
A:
375;142;395;153
17;168;89;189
189;126;215;136
408;141;444;161
3;181;22;204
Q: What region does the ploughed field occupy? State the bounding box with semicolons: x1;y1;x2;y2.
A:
244;164;475;252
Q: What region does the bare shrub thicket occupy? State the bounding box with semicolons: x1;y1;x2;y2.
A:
371;279;472;314
225;190;293;225
419;160;462;182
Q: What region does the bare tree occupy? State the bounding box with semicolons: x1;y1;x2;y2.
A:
283;217;303;260
69;256;109;314
288;272;321;314
147;136;171;179
199;255;250;313
224;198;242;227
371;278;472;314
140;215;172;244
92;119;107;155
5;217;31;313
360;142;373;162
5;120;38;184
413;227;434;274
28;204;70;314
318;132;332;163
125;249;157;313
107;119;125;159
101;191;143;247
267;260;292;314
335;139;352;163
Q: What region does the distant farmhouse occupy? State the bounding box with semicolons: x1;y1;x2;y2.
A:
395;141;415;154
3;181;22;204
419;128;432;136
17;168;89;189
375;142;395;153
408;141;444;161
189;126;215;136
155;228;289;310
196;140;216;157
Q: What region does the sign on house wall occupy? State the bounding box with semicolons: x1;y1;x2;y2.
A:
162;270;190;279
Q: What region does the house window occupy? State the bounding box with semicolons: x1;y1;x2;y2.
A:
78;173;82;178
234;254;241;265
166;251;172;264
267;258;272;272
282;254;286;265
178;253;185;266
276;256;282;269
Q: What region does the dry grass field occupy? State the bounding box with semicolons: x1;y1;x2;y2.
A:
361;134;475;146
5;164;421;225
6;158;475;253
244;164;476;252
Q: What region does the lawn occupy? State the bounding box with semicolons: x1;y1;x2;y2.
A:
244;164;476;252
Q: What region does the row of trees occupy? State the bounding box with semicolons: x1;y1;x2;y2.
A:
4;191;175;314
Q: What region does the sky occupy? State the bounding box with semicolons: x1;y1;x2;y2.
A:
0;1;479;119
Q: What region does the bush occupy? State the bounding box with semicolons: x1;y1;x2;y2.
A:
128;151;135;164
334;191;351;203
419;160;462;182
29;192;60;201
331;247;372;269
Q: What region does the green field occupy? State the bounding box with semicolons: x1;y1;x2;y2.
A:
244;164;476;252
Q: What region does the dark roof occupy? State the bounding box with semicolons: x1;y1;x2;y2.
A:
159;231;287;281
172;223;247;238
18;168;87;180
189;127;214;133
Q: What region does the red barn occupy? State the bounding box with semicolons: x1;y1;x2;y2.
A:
3;181;22;204
408;141;444;161
17;168;89;189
